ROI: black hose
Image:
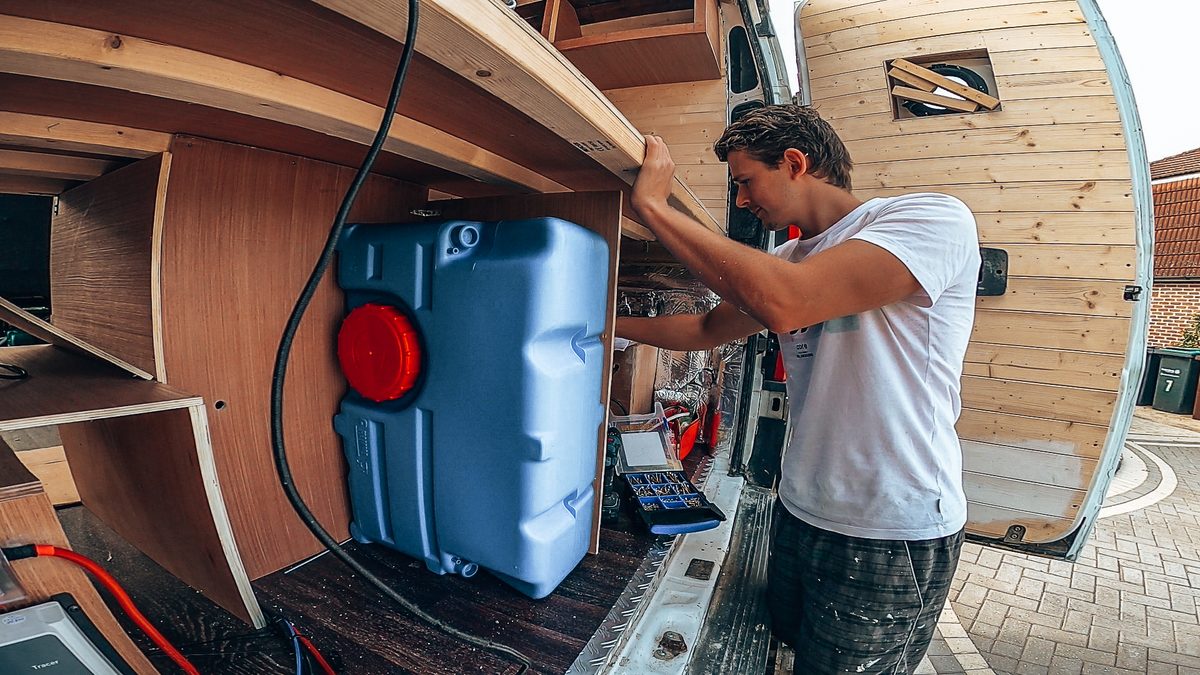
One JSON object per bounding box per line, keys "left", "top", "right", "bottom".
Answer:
{"left": 268, "top": 2, "right": 531, "bottom": 672}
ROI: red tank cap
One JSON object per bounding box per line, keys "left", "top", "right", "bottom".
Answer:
{"left": 337, "top": 303, "right": 422, "bottom": 402}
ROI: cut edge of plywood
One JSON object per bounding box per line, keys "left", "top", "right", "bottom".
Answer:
{"left": 0, "top": 397, "right": 203, "bottom": 434}
{"left": 150, "top": 152, "right": 172, "bottom": 382}
{"left": 188, "top": 404, "right": 266, "bottom": 628}
{"left": 0, "top": 297, "right": 154, "bottom": 380}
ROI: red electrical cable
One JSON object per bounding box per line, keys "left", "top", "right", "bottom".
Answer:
{"left": 295, "top": 632, "right": 336, "bottom": 674}
{"left": 32, "top": 545, "right": 200, "bottom": 675}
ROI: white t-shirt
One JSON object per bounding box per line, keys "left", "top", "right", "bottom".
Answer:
{"left": 773, "top": 193, "right": 980, "bottom": 540}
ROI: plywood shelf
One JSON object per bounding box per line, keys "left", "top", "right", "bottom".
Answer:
{"left": 0, "top": 345, "right": 200, "bottom": 432}
{"left": 551, "top": 0, "right": 721, "bottom": 90}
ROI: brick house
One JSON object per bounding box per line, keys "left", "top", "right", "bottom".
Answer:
{"left": 1147, "top": 147, "right": 1200, "bottom": 347}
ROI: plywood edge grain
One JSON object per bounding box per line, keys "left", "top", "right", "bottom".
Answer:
{"left": 187, "top": 404, "right": 266, "bottom": 628}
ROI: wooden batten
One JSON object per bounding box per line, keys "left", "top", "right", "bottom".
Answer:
{"left": 801, "top": 0, "right": 1137, "bottom": 545}
{"left": 0, "top": 111, "right": 170, "bottom": 158}
{"left": 0, "top": 14, "right": 566, "bottom": 196}
{"left": 15, "top": 445, "right": 80, "bottom": 506}
{"left": 0, "top": 174, "right": 72, "bottom": 196}
{"left": 0, "top": 148, "right": 120, "bottom": 181}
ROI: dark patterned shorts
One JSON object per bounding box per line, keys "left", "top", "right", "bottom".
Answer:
{"left": 768, "top": 503, "right": 964, "bottom": 674}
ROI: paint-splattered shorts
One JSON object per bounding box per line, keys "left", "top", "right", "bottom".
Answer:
{"left": 767, "top": 502, "right": 964, "bottom": 674}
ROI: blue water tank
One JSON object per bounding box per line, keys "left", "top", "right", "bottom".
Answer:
{"left": 333, "top": 217, "right": 609, "bottom": 599}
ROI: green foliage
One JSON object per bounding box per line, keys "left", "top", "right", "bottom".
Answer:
{"left": 1179, "top": 315, "right": 1200, "bottom": 348}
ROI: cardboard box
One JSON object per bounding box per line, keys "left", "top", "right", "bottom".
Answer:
{"left": 611, "top": 344, "right": 659, "bottom": 415}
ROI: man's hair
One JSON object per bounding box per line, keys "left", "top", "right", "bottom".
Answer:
{"left": 714, "top": 105, "right": 853, "bottom": 190}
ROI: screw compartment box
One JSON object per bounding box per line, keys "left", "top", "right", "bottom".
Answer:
{"left": 623, "top": 471, "right": 726, "bottom": 535}
{"left": 333, "top": 217, "right": 609, "bottom": 599}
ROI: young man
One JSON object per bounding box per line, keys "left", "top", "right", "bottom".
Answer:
{"left": 618, "top": 105, "right": 980, "bottom": 673}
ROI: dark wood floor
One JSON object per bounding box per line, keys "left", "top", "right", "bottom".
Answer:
{"left": 61, "top": 505, "right": 656, "bottom": 674}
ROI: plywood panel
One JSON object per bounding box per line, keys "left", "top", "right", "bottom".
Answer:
{"left": 0, "top": 440, "right": 156, "bottom": 674}
{"left": 59, "top": 406, "right": 260, "bottom": 624}
{"left": 0, "top": 345, "right": 199, "bottom": 432}
{"left": 435, "top": 192, "right": 623, "bottom": 554}
{"left": 0, "top": 298, "right": 153, "bottom": 380}
{"left": 51, "top": 153, "right": 168, "bottom": 378}
{"left": 157, "top": 137, "right": 425, "bottom": 579}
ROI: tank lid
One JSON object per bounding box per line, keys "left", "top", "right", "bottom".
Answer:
{"left": 337, "top": 303, "right": 422, "bottom": 402}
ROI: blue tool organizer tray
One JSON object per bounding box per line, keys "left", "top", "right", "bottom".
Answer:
{"left": 623, "top": 471, "right": 725, "bottom": 535}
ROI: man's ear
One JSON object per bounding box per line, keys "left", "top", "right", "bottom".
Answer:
{"left": 781, "top": 148, "right": 809, "bottom": 178}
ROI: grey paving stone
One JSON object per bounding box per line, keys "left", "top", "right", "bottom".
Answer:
{"left": 956, "top": 421, "right": 1200, "bottom": 675}
{"left": 1020, "top": 636, "right": 1055, "bottom": 667}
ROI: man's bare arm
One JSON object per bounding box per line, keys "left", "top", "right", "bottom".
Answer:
{"left": 617, "top": 301, "right": 764, "bottom": 352}
{"left": 632, "top": 136, "right": 920, "bottom": 333}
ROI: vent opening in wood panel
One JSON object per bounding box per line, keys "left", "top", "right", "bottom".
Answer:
{"left": 886, "top": 50, "right": 1001, "bottom": 120}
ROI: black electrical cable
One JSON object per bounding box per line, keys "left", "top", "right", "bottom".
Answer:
{"left": 0, "top": 363, "right": 29, "bottom": 380}
{"left": 268, "top": 2, "right": 531, "bottom": 673}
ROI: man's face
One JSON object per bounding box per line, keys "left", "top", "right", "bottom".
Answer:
{"left": 727, "top": 150, "right": 795, "bottom": 231}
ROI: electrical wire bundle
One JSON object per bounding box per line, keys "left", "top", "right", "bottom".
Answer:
{"left": 3, "top": 544, "right": 199, "bottom": 674}
{"left": 2, "top": 544, "right": 338, "bottom": 674}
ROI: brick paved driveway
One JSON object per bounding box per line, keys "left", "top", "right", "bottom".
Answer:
{"left": 948, "top": 410, "right": 1200, "bottom": 674}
